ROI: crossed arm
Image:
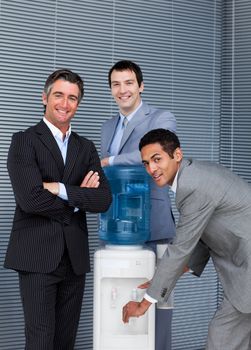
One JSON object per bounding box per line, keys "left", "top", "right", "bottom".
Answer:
{"left": 8, "top": 132, "right": 111, "bottom": 223}
{"left": 43, "top": 170, "right": 100, "bottom": 194}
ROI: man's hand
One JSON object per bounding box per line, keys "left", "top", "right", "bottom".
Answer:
{"left": 101, "top": 158, "right": 109, "bottom": 167}
{"left": 183, "top": 265, "right": 190, "bottom": 273}
{"left": 80, "top": 171, "right": 100, "bottom": 188}
{"left": 43, "top": 182, "right": 59, "bottom": 195}
{"left": 122, "top": 298, "right": 152, "bottom": 323}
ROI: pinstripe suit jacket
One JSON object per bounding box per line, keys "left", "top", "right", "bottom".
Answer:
{"left": 4, "top": 120, "right": 112, "bottom": 275}
{"left": 147, "top": 158, "right": 251, "bottom": 313}
{"left": 101, "top": 101, "right": 176, "bottom": 241}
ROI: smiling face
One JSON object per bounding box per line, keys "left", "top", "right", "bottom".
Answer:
{"left": 110, "top": 69, "right": 144, "bottom": 116}
{"left": 141, "top": 142, "right": 183, "bottom": 186}
{"left": 42, "top": 79, "right": 80, "bottom": 134}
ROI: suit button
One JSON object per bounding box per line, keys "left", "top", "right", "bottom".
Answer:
{"left": 161, "top": 288, "right": 167, "bottom": 297}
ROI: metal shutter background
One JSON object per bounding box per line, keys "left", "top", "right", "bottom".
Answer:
{"left": 1, "top": 1, "right": 249, "bottom": 349}
{"left": 221, "top": 0, "right": 251, "bottom": 182}
{"left": 149, "top": 1, "right": 221, "bottom": 349}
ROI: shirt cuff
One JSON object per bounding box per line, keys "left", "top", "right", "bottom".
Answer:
{"left": 144, "top": 293, "right": 157, "bottom": 304}
{"left": 58, "top": 183, "right": 68, "bottom": 200}
{"left": 109, "top": 156, "right": 115, "bottom": 165}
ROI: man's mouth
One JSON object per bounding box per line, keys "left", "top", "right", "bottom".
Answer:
{"left": 57, "top": 109, "right": 68, "bottom": 116}
{"left": 152, "top": 173, "right": 162, "bottom": 181}
{"left": 119, "top": 95, "right": 131, "bottom": 101}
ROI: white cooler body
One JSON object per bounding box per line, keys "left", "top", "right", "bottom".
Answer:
{"left": 93, "top": 245, "right": 155, "bottom": 350}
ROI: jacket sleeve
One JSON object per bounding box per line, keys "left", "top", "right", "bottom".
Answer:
{"left": 65, "top": 141, "right": 112, "bottom": 213}
{"left": 146, "top": 188, "right": 215, "bottom": 303}
{"left": 7, "top": 132, "right": 74, "bottom": 224}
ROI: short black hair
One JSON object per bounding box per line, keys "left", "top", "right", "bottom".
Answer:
{"left": 139, "top": 128, "right": 180, "bottom": 159}
{"left": 108, "top": 60, "right": 143, "bottom": 88}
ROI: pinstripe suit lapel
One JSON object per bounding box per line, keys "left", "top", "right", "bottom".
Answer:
{"left": 35, "top": 120, "right": 65, "bottom": 176}
{"left": 62, "top": 133, "right": 80, "bottom": 183}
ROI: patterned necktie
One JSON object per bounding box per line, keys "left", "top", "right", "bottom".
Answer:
{"left": 122, "top": 116, "right": 128, "bottom": 129}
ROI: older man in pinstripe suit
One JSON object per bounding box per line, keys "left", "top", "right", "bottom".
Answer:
{"left": 4, "top": 69, "right": 112, "bottom": 350}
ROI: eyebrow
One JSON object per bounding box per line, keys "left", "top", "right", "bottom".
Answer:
{"left": 111, "top": 79, "right": 135, "bottom": 84}
{"left": 151, "top": 153, "right": 161, "bottom": 158}
{"left": 142, "top": 153, "right": 160, "bottom": 164}
{"left": 52, "top": 91, "right": 78, "bottom": 99}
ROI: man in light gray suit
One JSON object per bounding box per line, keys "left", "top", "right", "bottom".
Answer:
{"left": 101, "top": 60, "right": 176, "bottom": 350}
{"left": 123, "top": 128, "right": 251, "bottom": 350}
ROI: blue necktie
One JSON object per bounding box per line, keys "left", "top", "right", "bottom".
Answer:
{"left": 109, "top": 117, "right": 128, "bottom": 155}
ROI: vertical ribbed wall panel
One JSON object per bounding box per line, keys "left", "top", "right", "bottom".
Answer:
{"left": 221, "top": 0, "right": 251, "bottom": 182}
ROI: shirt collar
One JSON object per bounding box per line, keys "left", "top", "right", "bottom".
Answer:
{"left": 119, "top": 100, "right": 143, "bottom": 122}
{"left": 43, "top": 117, "right": 71, "bottom": 141}
{"left": 170, "top": 169, "right": 179, "bottom": 194}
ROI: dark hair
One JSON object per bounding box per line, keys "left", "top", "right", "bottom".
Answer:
{"left": 139, "top": 128, "right": 180, "bottom": 159}
{"left": 44, "top": 68, "right": 84, "bottom": 104}
{"left": 108, "top": 60, "right": 143, "bottom": 88}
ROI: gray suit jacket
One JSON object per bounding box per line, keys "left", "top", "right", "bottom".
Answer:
{"left": 101, "top": 101, "right": 176, "bottom": 241}
{"left": 147, "top": 158, "right": 251, "bottom": 313}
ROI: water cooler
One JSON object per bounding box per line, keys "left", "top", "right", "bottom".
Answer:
{"left": 93, "top": 166, "right": 155, "bottom": 350}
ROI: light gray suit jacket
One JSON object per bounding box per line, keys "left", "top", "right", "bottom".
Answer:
{"left": 101, "top": 101, "right": 176, "bottom": 241}
{"left": 147, "top": 158, "right": 251, "bottom": 313}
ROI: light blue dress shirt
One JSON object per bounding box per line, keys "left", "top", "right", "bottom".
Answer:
{"left": 43, "top": 117, "right": 70, "bottom": 201}
{"left": 109, "top": 101, "right": 143, "bottom": 165}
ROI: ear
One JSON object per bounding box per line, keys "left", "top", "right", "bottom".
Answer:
{"left": 139, "top": 81, "right": 144, "bottom": 93}
{"left": 174, "top": 147, "right": 183, "bottom": 162}
{"left": 42, "top": 92, "right": 47, "bottom": 106}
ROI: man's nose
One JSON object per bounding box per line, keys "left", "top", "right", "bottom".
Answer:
{"left": 119, "top": 84, "right": 127, "bottom": 93}
{"left": 148, "top": 163, "right": 157, "bottom": 173}
{"left": 61, "top": 97, "right": 68, "bottom": 107}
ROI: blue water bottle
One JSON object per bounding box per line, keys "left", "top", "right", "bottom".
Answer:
{"left": 99, "top": 166, "right": 151, "bottom": 245}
